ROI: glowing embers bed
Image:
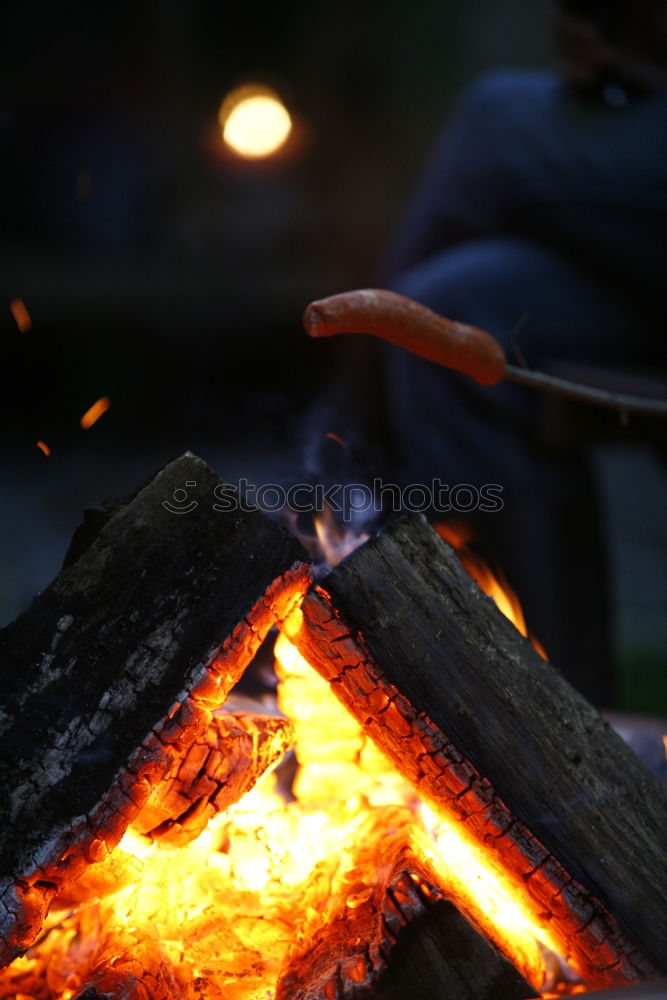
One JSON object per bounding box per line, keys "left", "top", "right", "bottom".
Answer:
{"left": 0, "top": 634, "right": 565, "bottom": 1000}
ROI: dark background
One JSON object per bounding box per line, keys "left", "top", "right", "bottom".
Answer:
{"left": 1, "top": 1, "right": 665, "bottom": 712}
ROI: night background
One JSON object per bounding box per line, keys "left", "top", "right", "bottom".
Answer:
{"left": 1, "top": 1, "right": 665, "bottom": 716}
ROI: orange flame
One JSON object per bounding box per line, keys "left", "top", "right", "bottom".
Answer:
{"left": 0, "top": 627, "right": 577, "bottom": 1000}
{"left": 35, "top": 440, "right": 51, "bottom": 456}
{"left": 435, "top": 521, "right": 547, "bottom": 658}
{"left": 80, "top": 397, "right": 110, "bottom": 430}
{"left": 274, "top": 634, "right": 567, "bottom": 985}
{"left": 10, "top": 298, "right": 31, "bottom": 333}
{"left": 0, "top": 526, "right": 574, "bottom": 1000}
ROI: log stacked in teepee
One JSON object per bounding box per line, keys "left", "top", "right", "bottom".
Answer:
{"left": 0, "top": 453, "right": 310, "bottom": 965}
{"left": 275, "top": 806, "right": 535, "bottom": 1000}
{"left": 284, "top": 513, "right": 667, "bottom": 988}
{"left": 1, "top": 458, "right": 666, "bottom": 1000}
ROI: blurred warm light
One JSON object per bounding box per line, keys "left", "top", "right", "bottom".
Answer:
{"left": 80, "top": 396, "right": 110, "bottom": 429}
{"left": 219, "top": 85, "right": 292, "bottom": 159}
{"left": 10, "top": 298, "right": 31, "bottom": 332}
{"left": 35, "top": 440, "right": 50, "bottom": 456}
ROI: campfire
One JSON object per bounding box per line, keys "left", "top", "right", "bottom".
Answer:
{"left": 0, "top": 454, "right": 665, "bottom": 1000}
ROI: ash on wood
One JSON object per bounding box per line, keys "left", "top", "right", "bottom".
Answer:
{"left": 0, "top": 452, "right": 310, "bottom": 965}
{"left": 286, "top": 514, "right": 667, "bottom": 988}
{"left": 276, "top": 806, "right": 534, "bottom": 1000}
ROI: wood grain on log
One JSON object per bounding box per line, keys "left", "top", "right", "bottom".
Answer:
{"left": 276, "top": 806, "right": 534, "bottom": 1000}
{"left": 0, "top": 453, "right": 310, "bottom": 966}
{"left": 284, "top": 514, "right": 667, "bottom": 988}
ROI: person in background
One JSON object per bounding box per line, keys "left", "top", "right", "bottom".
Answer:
{"left": 379, "top": 0, "right": 667, "bottom": 704}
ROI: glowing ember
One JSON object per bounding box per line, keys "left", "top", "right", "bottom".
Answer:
{"left": 9, "top": 299, "right": 31, "bottom": 333}
{"left": 79, "top": 397, "right": 110, "bottom": 430}
{"left": 275, "top": 634, "right": 566, "bottom": 989}
{"left": 219, "top": 85, "right": 292, "bottom": 159}
{"left": 35, "top": 440, "right": 50, "bottom": 456}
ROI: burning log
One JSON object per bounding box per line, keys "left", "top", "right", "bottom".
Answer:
{"left": 373, "top": 899, "right": 535, "bottom": 1000}
{"left": 0, "top": 901, "right": 177, "bottom": 1000}
{"left": 0, "top": 453, "right": 310, "bottom": 966}
{"left": 50, "top": 711, "right": 292, "bottom": 909}
{"left": 276, "top": 806, "right": 535, "bottom": 1000}
{"left": 132, "top": 712, "right": 293, "bottom": 848}
{"left": 50, "top": 848, "right": 145, "bottom": 912}
{"left": 68, "top": 917, "right": 178, "bottom": 1000}
{"left": 284, "top": 513, "right": 667, "bottom": 989}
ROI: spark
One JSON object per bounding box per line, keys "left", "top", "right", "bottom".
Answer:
{"left": 326, "top": 432, "right": 346, "bottom": 448}
{"left": 80, "top": 397, "right": 110, "bottom": 429}
{"left": 10, "top": 298, "right": 31, "bottom": 332}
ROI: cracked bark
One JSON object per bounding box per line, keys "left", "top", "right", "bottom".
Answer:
{"left": 132, "top": 711, "right": 293, "bottom": 848}
{"left": 0, "top": 452, "right": 310, "bottom": 965}
{"left": 284, "top": 513, "right": 667, "bottom": 988}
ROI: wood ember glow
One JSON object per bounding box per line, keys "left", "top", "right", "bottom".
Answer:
{"left": 1, "top": 464, "right": 665, "bottom": 1000}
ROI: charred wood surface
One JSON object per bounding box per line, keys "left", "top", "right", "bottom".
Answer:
{"left": 132, "top": 711, "right": 293, "bottom": 847}
{"left": 50, "top": 847, "right": 144, "bottom": 912}
{"left": 373, "top": 898, "right": 535, "bottom": 1000}
{"left": 287, "top": 514, "right": 667, "bottom": 986}
{"left": 276, "top": 807, "right": 534, "bottom": 1000}
{"left": 0, "top": 452, "right": 310, "bottom": 964}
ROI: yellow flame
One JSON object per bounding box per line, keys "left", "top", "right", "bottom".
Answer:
{"left": 80, "top": 397, "right": 110, "bottom": 430}
{"left": 219, "top": 85, "right": 292, "bottom": 159}
{"left": 275, "top": 634, "right": 563, "bottom": 982}
{"left": 0, "top": 635, "right": 575, "bottom": 1000}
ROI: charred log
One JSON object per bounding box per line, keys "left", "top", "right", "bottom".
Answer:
{"left": 285, "top": 513, "right": 667, "bottom": 988}
{"left": 0, "top": 452, "right": 310, "bottom": 965}
{"left": 50, "top": 848, "right": 144, "bottom": 912}
{"left": 373, "top": 898, "right": 536, "bottom": 1000}
{"left": 132, "top": 712, "right": 293, "bottom": 847}
{"left": 276, "top": 807, "right": 534, "bottom": 1000}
